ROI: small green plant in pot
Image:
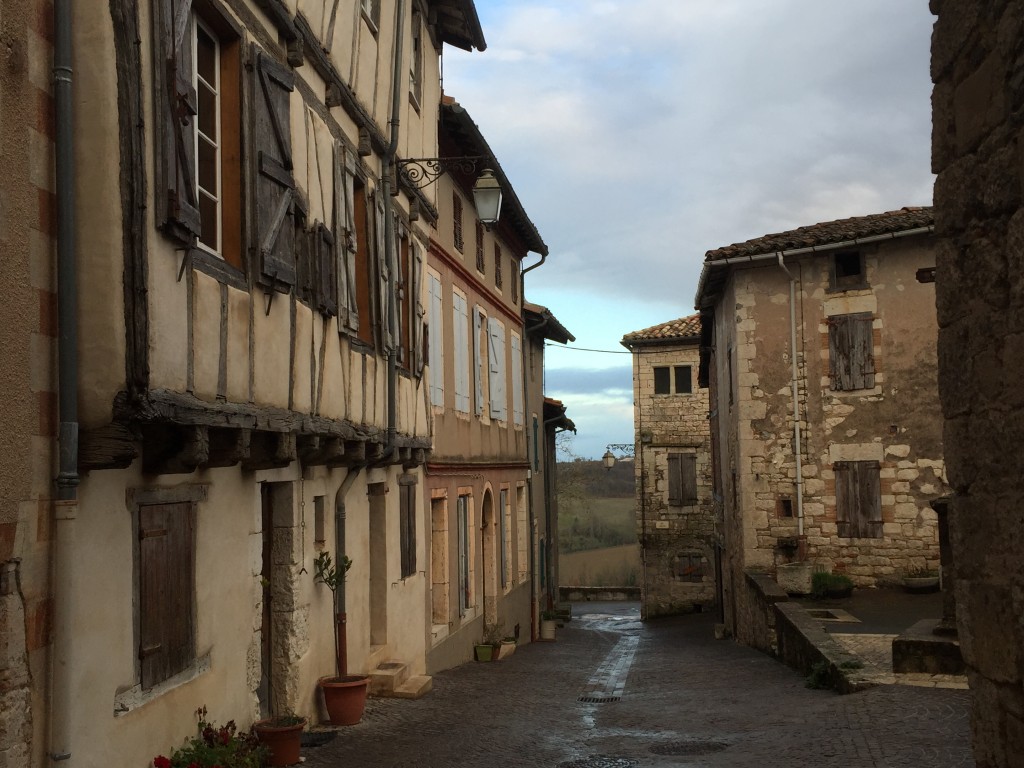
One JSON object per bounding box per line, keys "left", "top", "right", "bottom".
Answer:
{"left": 314, "top": 550, "right": 369, "bottom": 725}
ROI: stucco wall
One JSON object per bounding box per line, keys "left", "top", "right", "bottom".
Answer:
{"left": 932, "top": 2, "right": 1024, "bottom": 764}
{"left": 631, "top": 340, "right": 716, "bottom": 617}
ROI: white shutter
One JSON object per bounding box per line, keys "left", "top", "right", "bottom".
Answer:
{"left": 453, "top": 292, "right": 470, "bottom": 412}
{"left": 488, "top": 317, "right": 507, "bottom": 420}
{"left": 473, "top": 306, "right": 484, "bottom": 416}
{"left": 428, "top": 273, "right": 443, "bottom": 406}
{"left": 511, "top": 332, "right": 523, "bottom": 426}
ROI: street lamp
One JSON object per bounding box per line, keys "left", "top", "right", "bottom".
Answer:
{"left": 396, "top": 156, "right": 502, "bottom": 225}
{"left": 602, "top": 443, "right": 635, "bottom": 471}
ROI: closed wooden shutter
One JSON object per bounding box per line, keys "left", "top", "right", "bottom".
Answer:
{"left": 473, "top": 307, "right": 484, "bottom": 416}
{"left": 154, "top": 0, "right": 201, "bottom": 243}
{"left": 457, "top": 496, "right": 468, "bottom": 614}
{"left": 251, "top": 49, "right": 296, "bottom": 291}
{"left": 453, "top": 292, "right": 470, "bottom": 412}
{"left": 428, "top": 273, "right": 443, "bottom": 406}
{"left": 488, "top": 317, "right": 506, "bottom": 420}
{"left": 400, "top": 483, "right": 416, "bottom": 578}
{"left": 835, "top": 460, "right": 882, "bottom": 538}
{"left": 316, "top": 222, "right": 337, "bottom": 316}
{"left": 511, "top": 333, "right": 523, "bottom": 425}
{"left": 499, "top": 489, "right": 508, "bottom": 588}
{"left": 139, "top": 502, "right": 195, "bottom": 689}
{"left": 829, "top": 313, "right": 875, "bottom": 391}
{"left": 667, "top": 454, "right": 697, "bottom": 506}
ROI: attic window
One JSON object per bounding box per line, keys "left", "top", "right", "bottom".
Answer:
{"left": 830, "top": 251, "right": 867, "bottom": 291}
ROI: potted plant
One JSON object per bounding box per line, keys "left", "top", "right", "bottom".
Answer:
{"left": 811, "top": 571, "right": 854, "bottom": 599}
{"left": 902, "top": 566, "right": 940, "bottom": 593}
{"left": 152, "top": 707, "right": 266, "bottom": 768}
{"left": 252, "top": 713, "right": 306, "bottom": 767}
{"left": 314, "top": 550, "right": 369, "bottom": 726}
{"left": 540, "top": 610, "right": 557, "bottom": 641}
{"left": 474, "top": 641, "right": 495, "bottom": 662}
{"left": 495, "top": 636, "right": 517, "bottom": 660}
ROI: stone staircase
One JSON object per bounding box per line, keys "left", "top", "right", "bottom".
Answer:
{"left": 366, "top": 645, "right": 433, "bottom": 699}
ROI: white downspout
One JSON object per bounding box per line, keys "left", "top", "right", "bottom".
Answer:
{"left": 776, "top": 253, "right": 805, "bottom": 544}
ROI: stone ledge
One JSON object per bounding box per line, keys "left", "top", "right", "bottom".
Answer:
{"left": 892, "top": 618, "right": 965, "bottom": 675}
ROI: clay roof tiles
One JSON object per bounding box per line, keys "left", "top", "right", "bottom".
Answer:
{"left": 621, "top": 314, "right": 701, "bottom": 347}
{"left": 704, "top": 206, "right": 934, "bottom": 262}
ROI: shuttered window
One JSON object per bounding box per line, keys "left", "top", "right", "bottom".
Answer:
{"left": 409, "top": 12, "right": 423, "bottom": 108}
{"left": 499, "top": 488, "right": 509, "bottom": 589}
{"left": 487, "top": 317, "right": 507, "bottom": 420}
{"left": 373, "top": 194, "right": 392, "bottom": 352}
{"left": 352, "top": 177, "right": 374, "bottom": 345}
{"left": 360, "top": 0, "right": 381, "bottom": 32}
{"left": 510, "top": 258, "right": 519, "bottom": 304}
{"left": 829, "top": 313, "right": 875, "bottom": 391}
{"left": 835, "top": 460, "right": 883, "bottom": 538}
{"left": 667, "top": 453, "right": 698, "bottom": 507}
{"left": 473, "top": 306, "right": 485, "bottom": 416}
{"left": 398, "top": 231, "right": 411, "bottom": 367}
{"left": 453, "top": 290, "right": 470, "bottom": 412}
{"left": 494, "top": 243, "right": 503, "bottom": 289}
{"left": 154, "top": 1, "right": 241, "bottom": 268}
{"left": 510, "top": 332, "right": 523, "bottom": 426}
{"left": 251, "top": 49, "right": 296, "bottom": 292}
{"left": 428, "top": 271, "right": 443, "bottom": 406}
{"left": 337, "top": 147, "right": 365, "bottom": 337}
{"left": 138, "top": 502, "right": 196, "bottom": 690}
{"left": 399, "top": 481, "right": 416, "bottom": 579}
{"left": 453, "top": 193, "right": 464, "bottom": 252}
{"left": 411, "top": 242, "right": 425, "bottom": 377}
{"left": 475, "top": 221, "right": 485, "bottom": 273}
{"left": 457, "top": 495, "right": 471, "bottom": 615}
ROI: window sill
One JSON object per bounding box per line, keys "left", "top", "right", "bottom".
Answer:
{"left": 191, "top": 248, "right": 247, "bottom": 291}
{"left": 113, "top": 653, "right": 212, "bottom": 717}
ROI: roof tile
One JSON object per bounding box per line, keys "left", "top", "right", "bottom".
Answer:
{"left": 622, "top": 314, "right": 701, "bottom": 345}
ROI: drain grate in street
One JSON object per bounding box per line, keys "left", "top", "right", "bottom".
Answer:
{"left": 650, "top": 740, "right": 729, "bottom": 756}
{"left": 558, "top": 757, "right": 638, "bottom": 768}
{"left": 577, "top": 695, "right": 620, "bottom": 703}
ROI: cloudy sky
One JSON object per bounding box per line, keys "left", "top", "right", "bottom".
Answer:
{"left": 443, "top": 1, "right": 936, "bottom": 459}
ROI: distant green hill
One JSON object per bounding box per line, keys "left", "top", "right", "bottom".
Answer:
{"left": 556, "top": 459, "right": 637, "bottom": 553}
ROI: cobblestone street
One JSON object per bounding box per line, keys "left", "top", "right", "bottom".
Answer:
{"left": 302, "top": 603, "right": 973, "bottom": 768}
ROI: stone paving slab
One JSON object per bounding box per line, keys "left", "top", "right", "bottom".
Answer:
{"left": 831, "top": 632, "right": 970, "bottom": 689}
{"left": 301, "top": 606, "right": 973, "bottom": 768}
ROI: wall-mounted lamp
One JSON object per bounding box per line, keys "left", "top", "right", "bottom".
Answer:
{"left": 602, "top": 443, "right": 635, "bottom": 471}
{"left": 397, "top": 156, "right": 503, "bottom": 225}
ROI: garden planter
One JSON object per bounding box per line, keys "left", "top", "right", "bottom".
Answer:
{"left": 253, "top": 718, "right": 306, "bottom": 767}
{"left": 319, "top": 675, "right": 369, "bottom": 726}
{"left": 776, "top": 562, "right": 813, "bottom": 595}
{"left": 494, "top": 640, "right": 516, "bottom": 660}
{"left": 903, "top": 576, "right": 939, "bottom": 593}
{"left": 474, "top": 643, "right": 494, "bottom": 662}
{"left": 540, "top": 619, "right": 556, "bottom": 641}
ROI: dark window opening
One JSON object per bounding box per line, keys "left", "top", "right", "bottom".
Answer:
{"left": 778, "top": 497, "right": 794, "bottom": 518}
{"left": 653, "top": 366, "right": 670, "bottom": 394}
{"left": 673, "top": 554, "right": 703, "bottom": 582}
{"left": 400, "top": 481, "right": 417, "bottom": 578}
{"left": 674, "top": 365, "right": 692, "bottom": 394}
{"left": 831, "top": 251, "right": 867, "bottom": 291}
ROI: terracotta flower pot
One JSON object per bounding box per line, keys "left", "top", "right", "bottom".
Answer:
{"left": 320, "top": 675, "right": 369, "bottom": 726}
{"left": 253, "top": 717, "right": 305, "bottom": 767}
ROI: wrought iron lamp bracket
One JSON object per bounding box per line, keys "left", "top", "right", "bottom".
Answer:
{"left": 396, "top": 155, "right": 488, "bottom": 189}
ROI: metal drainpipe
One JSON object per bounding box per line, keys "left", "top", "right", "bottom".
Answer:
{"left": 332, "top": 467, "right": 363, "bottom": 678}
{"left": 376, "top": 0, "right": 406, "bottom": 467}
{"left": 776, "top": 253, "right": 805, "bottom": 545}
{"left": 51, "top": 0, "right": 77, "bottom": 762}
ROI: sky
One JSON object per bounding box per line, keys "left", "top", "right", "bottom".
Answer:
{"left": 443, "top": 1, "right": 936, "bottom": 459}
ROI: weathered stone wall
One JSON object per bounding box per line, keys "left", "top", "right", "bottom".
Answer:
{"left": 0, "top": 0, "right": 55, "bottom": 763}
{"left": 632, "top": 340, "right": 716, "bottom": 618}
{"left": 932, "top": 1, "right": 1024, "bottom": 764}
{"left": 727, "top": 240, "right": 946, "bottom": 588}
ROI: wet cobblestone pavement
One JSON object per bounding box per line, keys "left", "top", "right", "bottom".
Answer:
{"left": 302, "top": 603, "right": 974, "bottom": 767}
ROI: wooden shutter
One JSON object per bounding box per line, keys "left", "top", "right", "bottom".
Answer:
{"left": 499, "top": 489, "right": 507, "bottom": 589}
{"left": 154, "top": 0, "right": 201, "bottom": 243}
{"left": 373, "top": 193, "right": 392, "bottom": 350}
{"left": 511, "top": 333, "right": 523, "bottom": 425}
{"left": 316, "top": 222, "right": 337, "bottom": 316}
{"left": 829, "top": 313, "right": 875, "bottom": 391}
{"left": 680, "top": 454, "right": 698, "bottom": 504}
{"left": 488, "top": 317, "right": 506, "bottom": 419}
{"left": 338, "top": 149, "right": 360, "bottom": 332}
{"left": 428, "top": 273, "right": 443, "bottom": 406}
{"left": 411, "top": 242, "right": 425, "bottom": 376}
{"left": 835, "top": 460, "right": 882, "bottom": 538}
{"left": 473, "top": 306, "right": 484, "bottom": 415}
{"left": 295, "top": 207, "right": 315, "bottom": 305}
{"left": 400, "top": 483, "right": 416, "bottom": 578}
{"left": 139, "top": 502, "right": 195, "bottom": 689}
{"left": 457, "top": 496, "right": 468, "bottom": 614}
{"left": 252, "top": 49, "right": 296, "bottom": 291}
{"left": 667, "top": 455, "right": 682, "bottom": 506}
{"left": 453, "top": 292, "right": 470, "bottom": 412}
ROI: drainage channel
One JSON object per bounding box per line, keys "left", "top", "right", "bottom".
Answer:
{"left": 577, "top": 635, "right": 639, "bottom": 703}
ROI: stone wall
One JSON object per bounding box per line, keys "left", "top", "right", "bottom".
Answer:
{"left": 631, "top": 340, "right": 716, "bottom": 618}
{"left": 932, "top": 1, "right": 1024, "bottom": 764}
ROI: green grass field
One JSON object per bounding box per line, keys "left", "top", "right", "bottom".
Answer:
{"left": 558, "top": 496, "right": 637, "bottom": 553}
{"left": 560, "top": 543, "right": 641, "bottom": 587}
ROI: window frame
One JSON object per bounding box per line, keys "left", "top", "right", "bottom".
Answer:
{"left": 457, "top": 494, "right": 472, "bottom": 615}
{"left": 399, "top": 478, "right": 417, "bottom": 579}
{"left": 829, "top": 250, "right": 868, "bottom": 292}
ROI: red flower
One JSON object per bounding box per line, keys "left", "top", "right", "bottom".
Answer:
{"left": 153, "top": 757, "right": 171, "bottom": 768}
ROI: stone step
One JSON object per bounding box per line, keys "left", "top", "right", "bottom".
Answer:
{"left": 391, "top": 674, "right": 432, "bottom": 700}
{"left": 368, "top": 660, "right": 411, "bottom": 695}
{"left": 366, "top": 644, "right": 389, "bottom": 674}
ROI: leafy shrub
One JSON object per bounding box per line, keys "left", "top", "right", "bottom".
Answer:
{"left": 805, "top": 661, "right": 832, "bottom": 690}
{"left": 153, "top": 707, "right": 266, "bottom": 768}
